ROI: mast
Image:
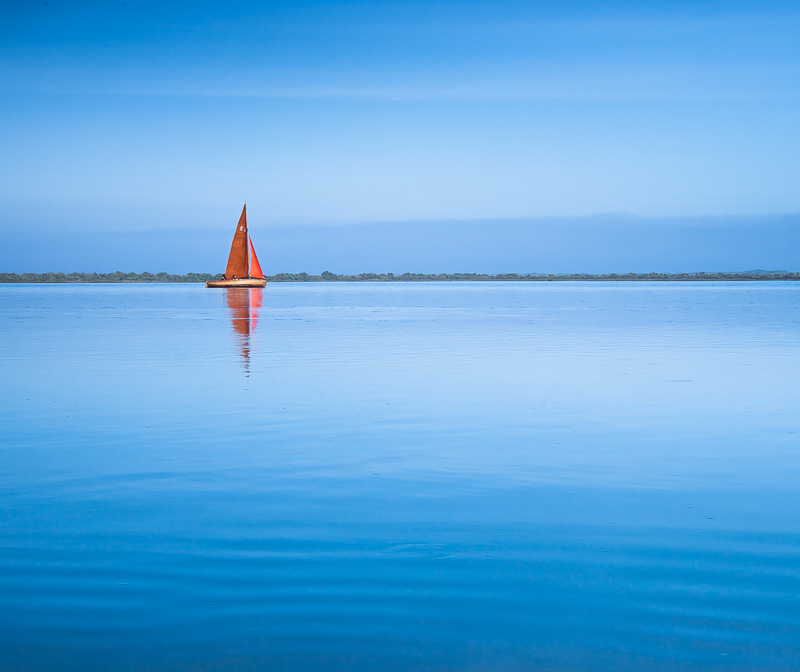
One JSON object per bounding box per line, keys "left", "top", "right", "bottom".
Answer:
{"left": 244, "top": 199, "right": 249, "bottom": 278}
{"left": 245, "top": 203, "right": 250, "bottom": 278}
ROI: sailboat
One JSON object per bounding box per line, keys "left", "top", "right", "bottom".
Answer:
{"left": 206, "top": 204, "right": 267, "bottom": 288}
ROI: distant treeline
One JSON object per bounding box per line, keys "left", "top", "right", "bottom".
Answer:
{"left": 0, "top": 271, "right": 218, "bottom": 283}
{"left": 2, "top": 271, "right": 799, "bottom": 283}
{"left": 275, "top": 271, "right": 800, "bottom": 282}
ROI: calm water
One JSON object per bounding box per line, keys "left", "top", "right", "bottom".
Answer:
{"left": 1, "top": 282, "right": 799, "bottom": 671}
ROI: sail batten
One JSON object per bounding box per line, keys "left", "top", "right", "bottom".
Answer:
{"left": 223, "top": 205, "right": 249, "bottom": 280}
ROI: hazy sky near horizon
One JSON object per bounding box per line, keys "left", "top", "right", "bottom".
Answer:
{"left": 2, "top": 0, "right": 800, "bottom": 271}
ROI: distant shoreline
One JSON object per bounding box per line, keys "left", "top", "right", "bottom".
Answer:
{"left": 2, "top": 272, "right": 799, "bottom": 283}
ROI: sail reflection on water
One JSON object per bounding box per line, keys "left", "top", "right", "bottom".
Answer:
{"left": 225, "top": 288, "right": 262, "bottom": 374}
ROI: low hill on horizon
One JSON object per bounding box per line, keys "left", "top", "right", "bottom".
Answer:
{"left": 2, "top": 270, "right": 799, "bottom": 283}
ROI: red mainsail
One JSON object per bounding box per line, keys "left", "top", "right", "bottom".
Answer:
{"left": 224, "top": 205, "right": 249, "bottom": 279}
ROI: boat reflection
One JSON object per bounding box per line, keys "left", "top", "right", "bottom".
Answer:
{"left": 225, "top": 288, "right": 262, "bottom": 375}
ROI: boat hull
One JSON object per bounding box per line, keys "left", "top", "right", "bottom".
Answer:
{"left": 206, "top": 278, "right": 267, "bottom": 288}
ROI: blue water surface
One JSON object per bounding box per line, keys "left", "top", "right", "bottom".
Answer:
{"left": 1, "top": 282, "right": 799, "bottom": 671}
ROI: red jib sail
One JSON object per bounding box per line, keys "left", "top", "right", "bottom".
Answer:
{"left": 224, "top": 205, "right": 249, "bottom": 279}
{"left": 249, "top": 237, "right": 264, "bottom": 279}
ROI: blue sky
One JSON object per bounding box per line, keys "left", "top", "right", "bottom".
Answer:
{"left": 2, "top": 0, "right": 800, "bottom": 272}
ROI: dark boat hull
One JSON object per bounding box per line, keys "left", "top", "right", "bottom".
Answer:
{"left": 206, "top": 278, "right": 267, "bottom": 288}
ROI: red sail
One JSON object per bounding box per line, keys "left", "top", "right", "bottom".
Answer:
{"left": 249, "top": 237, "right": 264, "bottom": 279}
{"left": 224, "top": 205, "right": 249, "bottom": 279}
